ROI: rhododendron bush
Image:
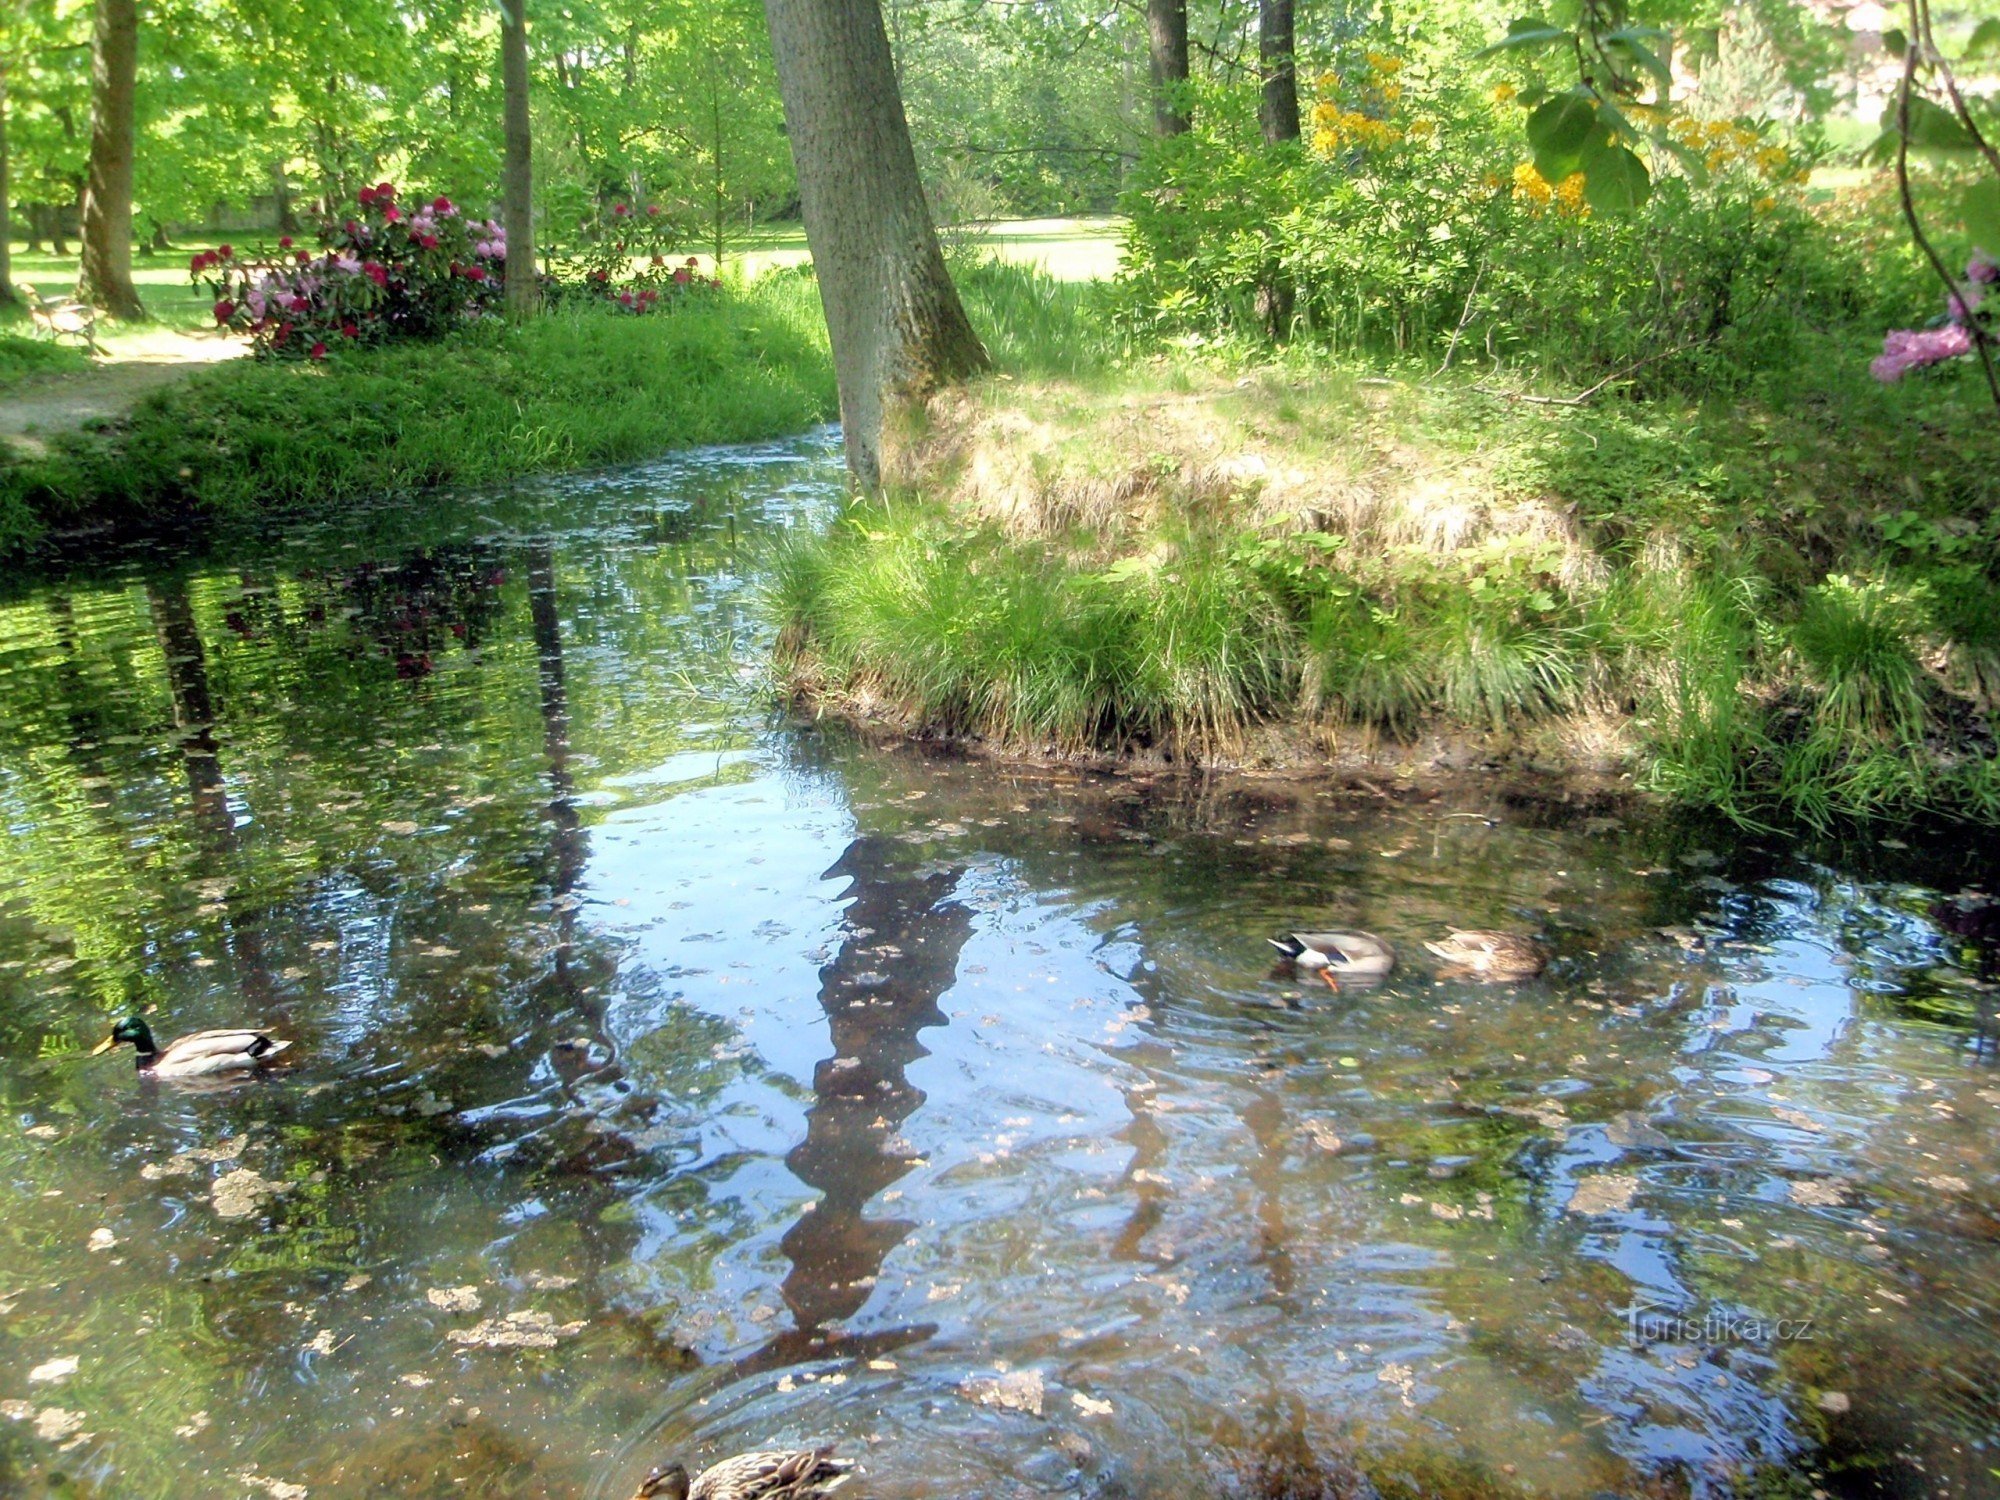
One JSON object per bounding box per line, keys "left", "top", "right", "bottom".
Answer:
{"left": 548, "top": 199, "right": 724, "bottom": 313}
{"left": 194, "top": 184, "right": 507, "bottom": 359}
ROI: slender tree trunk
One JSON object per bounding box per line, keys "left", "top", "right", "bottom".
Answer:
{"left": 1146, "top": 0, "right": 1190, "bottom": 137}
{"left": 0, "top": 64, "right": 14, "bottom": 308}
{"left": 710, "top": 61, "right": 724, "bottom": 271}
{"left": 271, "top": 158, "right": 297, "bottom": 235}
{"left": 77, "top": 0, "right": 143, "bottom": 317}
{"left": 761, "top": 0, "right": 989, "bottom": 492}
{"left": 500, "top": 0, "right": 538, "bottom": 317}
{"left": 1259, "top": 0, "right": 1299, "bottom": 144}
{"left": 1257, "top": 0, "right": 1298, "bottom": 336}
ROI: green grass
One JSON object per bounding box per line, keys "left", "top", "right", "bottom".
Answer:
{"left": 771, "top": 298, "right": 2000, "bottom": 827}
{"left": 0, "top": 275, "right": 834, "bottom": 552}
{"left": 0, "top": 330, "right": 90, "bottom": 393}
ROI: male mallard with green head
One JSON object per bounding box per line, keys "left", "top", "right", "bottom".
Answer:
{"left": 1423, "top": 930, "right": 1547, "bottom": 980}
{"left": 1267, "top": 930, "right": 1396, "bottom": 991}
{"left": 632, "top": 1447, "right": 852, "bottom": 1500}
{"left": 90, "top": 1016, "right": 292, "bottom": 1080}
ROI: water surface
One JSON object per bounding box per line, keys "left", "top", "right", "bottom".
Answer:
{"left": 1, "top": 434, "right": 1997, "bottom": 1500}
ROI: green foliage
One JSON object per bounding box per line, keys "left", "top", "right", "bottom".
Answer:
{"left": 0, "top": 280, "right": 833, "bottom": 550}
{"left": 1114, "top": 50, "right": 1849, "bottom": 393}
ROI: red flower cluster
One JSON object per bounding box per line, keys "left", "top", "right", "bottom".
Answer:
{"left": 192, "top": 181, "right": 506, "bottom": 361}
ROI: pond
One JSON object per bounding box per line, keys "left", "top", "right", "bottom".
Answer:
{"left": 0, "top": 432, "right": 1996, "bottom": 1500}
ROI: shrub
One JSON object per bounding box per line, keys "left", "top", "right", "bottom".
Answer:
{"left": 195, "top": 183, "right": 508, "bottom": 358}
{"left": 1115, "top": 42, "right": 1857, "bottom": 392}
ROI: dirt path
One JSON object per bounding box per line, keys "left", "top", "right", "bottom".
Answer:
{"left": 1, "top": 329, "right": 245, "bottom": 455}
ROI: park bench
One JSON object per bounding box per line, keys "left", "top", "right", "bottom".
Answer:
{"left": 15, "top": 284, "right": 101, "bottom": 356}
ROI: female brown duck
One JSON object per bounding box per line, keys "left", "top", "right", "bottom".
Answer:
{"left": 632, "top": 1447, "right": 852, "bottom": 1500}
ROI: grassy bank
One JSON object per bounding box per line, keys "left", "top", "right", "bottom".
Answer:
{"left": 0, "top": 273, "right": 838, "bottom": 554}
{"left": 771, "top": 268, "right": 2000, "bottom": 827}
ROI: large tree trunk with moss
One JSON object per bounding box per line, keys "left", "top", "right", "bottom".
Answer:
{"left": 1258, "top": 0, "right": 1299, "bottom": 145}
{"left": 76, "top": 0, "right": 144, "bottom": 319}
{"left": 1147, "top": 0, "right": 1190, "bottom": 137}
{"left": 762, "top": 0, "right": 989, "bottom": 492}
{"left": 0, "top": 64, "right": 14, "bottom": 309}
{"left": 500, "top": 0, "right": 538, "bottom": 317}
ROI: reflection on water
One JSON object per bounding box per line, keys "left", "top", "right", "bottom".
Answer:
{"left": 0, "top": 432, "right": 1997, "bottom": 1500}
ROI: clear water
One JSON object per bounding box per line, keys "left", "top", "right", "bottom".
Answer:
{"left": 0, "top": 432, "right": 1996, "bottom": 1500}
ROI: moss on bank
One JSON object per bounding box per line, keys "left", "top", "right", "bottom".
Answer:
{"left": 770, "top": 339, "right": 2000, "bottom": 827}
{"left": 0, "top": 276, "right": 837, "bottom": 555}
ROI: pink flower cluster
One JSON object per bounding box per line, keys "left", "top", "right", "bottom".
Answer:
{"left": 1871, "top": 250, "right": 1994, "bottom": 383}
{"left": 192, "top": 181, "right": 508, "bottom": 360}
{"left": 1871, "top": 323, "right": 1973, "bottom": 382}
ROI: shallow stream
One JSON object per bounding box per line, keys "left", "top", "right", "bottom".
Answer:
{"left": 1, "top": 433, "right": 1996, "bottom": 1499}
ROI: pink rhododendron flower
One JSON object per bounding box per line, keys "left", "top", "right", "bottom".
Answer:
{"left": 1871, "top": 324, "right": 1973, "bottom": 381}
{"left": 341, "top": 322, "right": 360, "bottom": 338}
{"left": 432, "top": 195, "right": 452, "bottom": 212}
{"left": 672, "top": 268, "right": 691, "bottom": 283}
{"left": 213, "top": 299, "right": 235, "bottom": 323}
{"left": 279, "top": 235, "right": 293, "bottom": 249}
{"left": 217, "top": 244, "right": 234, "bottom": 259}
{"left": 1970, "top": 250, "right": 1999, "bottom": 286}
{"left": 309, "top": 341, "right": 327, "bottom": 360}
{"left": 647, "top": 204, "right": 661, "bottom": 216}
{"left": 364, "top": 262, "right": 389, "bottom": 287}
{"left": 384, "top": 205, "right": 401, "bottom": 223}
{"left": 335, "top": 254, "right": 362, "bottom": 275}
{"left": 613, "top": 202, "right": 631, "bottom": 217}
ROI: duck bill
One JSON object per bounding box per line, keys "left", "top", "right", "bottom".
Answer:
{"left": 90, "top": 1035, "right": 117, "bottom": 1055}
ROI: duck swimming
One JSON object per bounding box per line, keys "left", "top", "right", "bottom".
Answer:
{"left": 1423, "top": 930, "right": 1548, "bottom": 980}
{"left": 1267, "top": 930, "right": 1396, "bottom": 991}
{"left": 632, "top": 1447, "right": 853, "bottom": 1500}
{"left": 90, "top": 1016, "right": 293, "bottom": 1080}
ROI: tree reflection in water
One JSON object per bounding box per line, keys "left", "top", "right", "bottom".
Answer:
{"left": 736, "top": 834, "right": 970, "bottom": 1374}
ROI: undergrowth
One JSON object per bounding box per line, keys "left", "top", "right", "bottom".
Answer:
{"left": 772, "top": 280, "right": 2000, "bottom": 828}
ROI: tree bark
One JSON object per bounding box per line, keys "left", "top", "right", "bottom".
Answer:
{"left": 77, "top": 0, "right": 144, "bottom": 318}
{"left": 1257, "top": 0, "right": 1298, "bottom": 336}
{"left": 1147, "top": 0, "right": 1190, "bottom": 137}
{"left": 761, "top": 0, "right": 989, "bottom": 492}
{"left": 1258, "top": 0, "right": 1299, "bottom": 145}
{"left": 500, "top": 0, "right": 538, "bottom": 317}
{"left": 271, "top": 158, "right": 298, "bottom": 235}
{"left": 0, "top": 63, "right": 14, "bottom": 308}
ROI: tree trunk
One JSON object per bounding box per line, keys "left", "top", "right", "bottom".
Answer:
{"left": 76, "top": 0, "right": 144, "bottom": 318}
{"left": 271, "top": 158, "right": 298, "bottom": 235}
{"left": 0, "top": 64, "right": 14, "bottom": 308}
{"left": 761, "top": 0, "right": 990, "bottom": 492}
{"left": 500, "top": 0, "right": 538, "bottom": 317}
{"left": 1257, "top": 0, "right": 1298, "bottom": 337}
{"left": 1258, "top": 0, "right": 1299, "bottom": 145}
{"left": 1146, "top": 0, "right": 1190, "bottom": 137}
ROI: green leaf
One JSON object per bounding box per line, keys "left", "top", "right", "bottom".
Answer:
{"left": 1882, "top": 27, "right": 1907, "bottom": 57}
{"left": 1964, "top": 16, "right": 2000, "bottom": 60}
{"left": 1579, "top": 136, "right": 1651, "bottom": 212}
{"left": 1527, "top": 92, "right": 1601, "bottom": 158}
{"left": 1657, "top": 134, "right": 1711, "bottom": 186}
{"left": 1475, "top": 17, "right": 1572, "bottom": 56}
{"left": 1905, "top": 95, "right": 1977, "bottom": 152}
{"left": 1965, "top": 180, "right": 2000, "bottom": 254}
{"left": 1604, "top": 33, "right": 1673, "bottom": 97}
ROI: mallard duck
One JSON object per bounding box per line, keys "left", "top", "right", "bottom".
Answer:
{"left": 90, "top": 1016, "right": 292, "bottom": 1079}
{"left": 632, "top": 1447, "right": 852, "bottom": 1500}
{"left": 1268, "top": 930, "right": 1396, "bottom": 991}
{"left": 1423, "top": 930, "right": 1547, "bottom": 980}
